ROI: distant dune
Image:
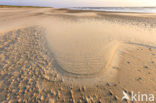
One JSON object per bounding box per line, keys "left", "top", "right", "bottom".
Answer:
{"left": 0, "top": 5, "right": 50, "bottom": 8}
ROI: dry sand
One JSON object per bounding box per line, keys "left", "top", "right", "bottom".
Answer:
{"left": 0, "top": 7, "right": 156, "bottom": 103}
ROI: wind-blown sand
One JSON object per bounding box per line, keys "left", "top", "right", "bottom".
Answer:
{"left": 0, "top": 7, "right": 156, "bottom": 103}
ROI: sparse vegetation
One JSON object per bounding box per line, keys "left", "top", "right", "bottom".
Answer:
{"left": 0, "top": 5, "right": 50, "bottom": 8}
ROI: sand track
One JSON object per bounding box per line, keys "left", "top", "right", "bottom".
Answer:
{"left": 0, "top": 26, "right": 58, "bottom": 102}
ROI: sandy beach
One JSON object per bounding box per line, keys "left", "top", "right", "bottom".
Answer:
{"left": 0, "top": 6, "right": 156, "bottom": 103}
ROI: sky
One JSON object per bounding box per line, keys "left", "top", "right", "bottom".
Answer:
{"left": 0, "top": 0, "right": 156, "bottom": 8}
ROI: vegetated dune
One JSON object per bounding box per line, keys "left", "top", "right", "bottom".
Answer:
{"left": 0, "top": 7, "right": 156, "bottom": 103}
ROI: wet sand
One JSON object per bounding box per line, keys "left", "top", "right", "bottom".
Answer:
{"left": 0, "top": 7, "right": 156, "bottom": 103}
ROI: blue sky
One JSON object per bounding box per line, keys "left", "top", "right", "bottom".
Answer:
{"left": 0, "top": 0, "right": 156, "bottom": 8}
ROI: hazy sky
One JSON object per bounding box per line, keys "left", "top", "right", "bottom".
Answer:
{"left": 0, "top": 0, "right": 156, "bottom": 8}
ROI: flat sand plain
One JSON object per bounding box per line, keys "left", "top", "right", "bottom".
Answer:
{"left": 0, "top": 7, "right": 156, "bottom": 103}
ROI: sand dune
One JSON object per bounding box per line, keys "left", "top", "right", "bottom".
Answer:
{"left": 0, "top": 7, "right": 156, "bottom": 103}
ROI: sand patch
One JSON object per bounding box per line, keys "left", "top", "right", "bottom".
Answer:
{"left": 47, "top": 36, "right": 120, "bottom": 77}
{"left": 1, "top": 7, "right": 156, "bottom": 103}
